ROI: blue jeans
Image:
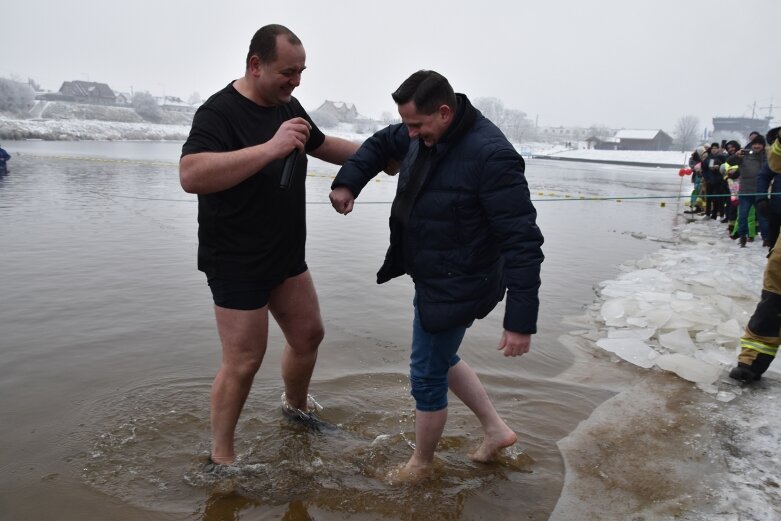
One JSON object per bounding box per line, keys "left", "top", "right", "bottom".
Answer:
{"left": 409, "top": 297, "right": 468, "bottom": 412}
{"left": 737, "top": 195, "right": 769, "bottom": 238}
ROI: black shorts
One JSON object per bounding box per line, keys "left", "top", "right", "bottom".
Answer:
{"left": 207, "top": 261, "right": 308, "bottom": 310}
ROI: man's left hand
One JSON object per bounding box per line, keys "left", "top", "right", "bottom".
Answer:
{"left": 329, "top": 186, "right": 355, "bottom": 215}
{"left": 383, "top": 159, "right": 401, "bottom": 176}
{"left": 497, "top": 330, "right": 531, "bottom": 357}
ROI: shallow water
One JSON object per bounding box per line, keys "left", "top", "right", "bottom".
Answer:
{"left": 0, "top": 142, "right": 683, "bottom": 520}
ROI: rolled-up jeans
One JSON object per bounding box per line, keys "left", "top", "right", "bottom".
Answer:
{"left": 409, "top": 296, "right": 469, "bottom": 412}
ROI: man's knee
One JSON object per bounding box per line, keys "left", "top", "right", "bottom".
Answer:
{"left": 290, "top": 320, "right": 325, "bottom": 351}
{"left": 410, "top": 374, "right": 448, "bottom": 412}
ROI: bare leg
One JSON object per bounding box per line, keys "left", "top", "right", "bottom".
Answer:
{"left": 448, "top": 360, "right": 516, "bottom": 462}
{"left": 391, "top": 408, "right": 448, "bottom": 484}
{"left": 210, "top": 306, "right": 269, "bottom": 464}
{"left": 269, "top": 270, "right": 324, "bottom": 411}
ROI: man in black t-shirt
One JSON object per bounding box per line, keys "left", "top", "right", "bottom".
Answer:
{"left": 180, "top": 24, "right": 361, "bottom": 467}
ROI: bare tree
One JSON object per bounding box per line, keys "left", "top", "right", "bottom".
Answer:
{"left": 674, "top": 115, "right": 700, "bottom": 152}
{"left": 132, "top": 91, "right": 162, "bottom": 122}
{"left": 0, "top": 78, "right": 35, "bottom": 115}
{"left": 473, "top": 97, "right": 505, "bottom": 124}
{"left": 473, "top": 97, "right": 533, "bottom": 142}
{"left": 587, "top": 124, "right": 612, "bottom": 138}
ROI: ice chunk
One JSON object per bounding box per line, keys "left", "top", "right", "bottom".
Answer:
{"left": 694, "top": 331, "right": 716, "bottom": 344}
{"left": 596, "top": 338, "right": 659, "bottom": 369}
{"left": 607, "top": 328, "right": 655, "bottom": 340}
{"left": 643, "top": 308, "right": 673, "bottom": 329}
{"left": 716, "top": 391, "right": 736, "bottom": 403}
{"left": 600, "top": 299, "right": 627, "bottom": 326}
{"left": 626, "top": 317, "right": 649, "bottom": 328}
{"left": 662, "top": 315, "right": 695, "bottom": 330}
{"left": 716, "top": 319, "right": 742, "bottom": 339}
{"left": 659, "top": 329, "right": 697, "bottom": 354}
{"left": 654, "top": 354, "right": 722, "bottom": 384}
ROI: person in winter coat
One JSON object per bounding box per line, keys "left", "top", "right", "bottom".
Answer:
{"left": 0, "top": 144, "right": 10, "bottom": 174}
{"left": 702, "top": 143, "right": 726, "bottom": 219}
{"left": 686, "top": 145, "right": 708, "bottom": 213}
{"left": 726, "top": 135, "right": 768, "bottom": 247}
{"left": 756, "top": 127, "right": 781, "bottom": 249}
{"left": 721, "top": 140, "right": 742, "bottom": 228}
{"left": 329, "top": 70, "right": 544, "bottom": 483}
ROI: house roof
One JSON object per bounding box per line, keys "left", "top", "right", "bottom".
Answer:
{"left": 614, "top": 129, "right": 663, "bottom": 140}
{"left": 59, "top": 80, "right": 115, "bottom": 99}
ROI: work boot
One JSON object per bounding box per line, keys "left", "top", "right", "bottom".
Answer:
{"left": 748, "top": 237, "right": 755, "bottom": 243}
{"left": 739, "top": 236, "right": 747, "bottom": 247}
{"left": 729, "top": 363, "right": 762, "bottom": 383}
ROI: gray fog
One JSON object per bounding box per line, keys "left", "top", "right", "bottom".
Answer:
{"left": 4, "top": 0, "right": 780, "bottom": 131}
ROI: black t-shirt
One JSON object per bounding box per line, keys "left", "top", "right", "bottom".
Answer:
{"left": 181, "top": 82, "right": 325, "bottom": 281}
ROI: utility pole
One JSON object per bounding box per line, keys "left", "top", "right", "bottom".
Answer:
{"left": 760, "top": 98, "right": 774, "bottom": 119}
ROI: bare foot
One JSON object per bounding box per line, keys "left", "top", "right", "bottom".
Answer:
{"left": 385, "top": 461, "right": 433, "bottom": 485}
{"left": 209, "top": 454, "right": 235, "bottom": 465}
{"left": 469, "top": 428, "right": 517, "bottom": 463}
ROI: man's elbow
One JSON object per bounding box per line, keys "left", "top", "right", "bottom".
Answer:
{"left": 179, "top": 156, "right": 203, "bottom": 193}
{"left": 179, "top": 168, "right": 198, "bottom": 194}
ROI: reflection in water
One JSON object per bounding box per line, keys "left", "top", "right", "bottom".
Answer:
{"left": 201, "top": 495, "right": 314, "bottom": 521}
{"left": 81, "top": 374, "right": 540, "bottom": 519}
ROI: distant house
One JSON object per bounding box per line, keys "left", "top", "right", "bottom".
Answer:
{"left": 58, "top": 81, "right": 116, "bottom": 105}
{"left": 312, "top": 100, "right": 359, "bottom": 123}
{"left": 614, "top": 129, "right": 673, "bottom": 151}
{"left": 114, "top": 92, "right": 132, "bottom": 105}
{"left": 586, "top": 136, "right": 620, "bottom": 150}
{"left": 157, "top": 95, "right": 196, "bottom": 113}
{"left": 712, "top": 116, "right": 770, "bottom": 136}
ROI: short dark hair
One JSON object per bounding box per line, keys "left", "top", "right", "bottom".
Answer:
{"left": 391, "top": 70, "right": 457, "bottom": 115}
{"left": 246, "top": 24, "right": 301, "bottom": 69}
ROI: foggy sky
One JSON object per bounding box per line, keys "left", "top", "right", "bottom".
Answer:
{"left": 4, "top": 0, "right": 780, "bottom": 132}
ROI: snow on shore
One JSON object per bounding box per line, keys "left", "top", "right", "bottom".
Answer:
{"left": 545, "top": 148, "right": 690, "bottom": 166}
{"left": 0, "top": 115, "right": 191, "bottom": 141}
{"left": 555, "top": 217, "right": 781, "bottom": 520}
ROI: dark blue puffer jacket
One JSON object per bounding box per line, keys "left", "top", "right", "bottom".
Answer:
{"left": 757, "top": 161, "right": 781, "bottom": 215}
{"left": 332, "top": 95, "right": 544, "bottom": 334}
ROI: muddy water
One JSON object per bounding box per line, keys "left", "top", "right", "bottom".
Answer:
{"left": 0, "top": 142, "right": 682, "bottom": 520}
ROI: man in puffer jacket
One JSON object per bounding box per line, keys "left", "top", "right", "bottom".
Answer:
{"left": 329, "top": 70, "right": 544, "bottom": 482}
{"left": 730, "top": 127, "right": 781, "bottom": 382}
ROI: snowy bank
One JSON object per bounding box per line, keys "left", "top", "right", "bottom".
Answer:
{"left": 535, "top": 148, "right": 690, "bottom": 168}
{"left": 0, "top": 115, "right": 191, "bottom": 141}
{"left": 553, "top": 217, "right": 781, "bottom": 520}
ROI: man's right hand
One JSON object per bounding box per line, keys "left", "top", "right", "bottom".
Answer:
{"left": 329, "top": 186, "right": 355, "bottom": 215}
{"left": 269, "top": 117, "right": 311, "bottom": 158}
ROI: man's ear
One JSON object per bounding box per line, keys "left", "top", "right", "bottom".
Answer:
{"left": 247, "top": 55, "right": 263, "bottom": 77}
{"left": 439, "top": 104, "right": 452, "bottom": 121}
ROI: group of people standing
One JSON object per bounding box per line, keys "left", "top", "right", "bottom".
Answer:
{"left": 687, "top": 130, "right": 779, "bottom": 248}
{"left": 685, "top": 127, "right": 781, "bottom": 385}
{"left": 725, "top": 127, "right": 781, "bottom": 383}
{"left": 179, "top": 24, "right": 544, "bottom": 483}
